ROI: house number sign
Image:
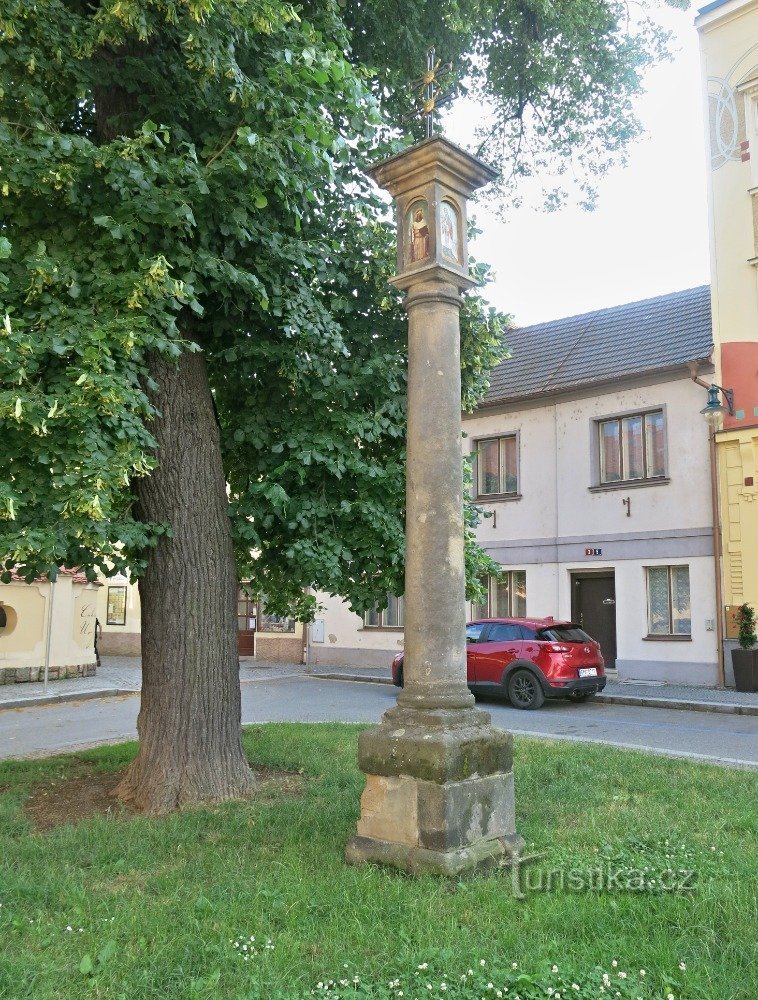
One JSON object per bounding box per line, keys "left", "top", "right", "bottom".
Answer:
{"left": 584, "top": 547, "right": 603, "bottom": 556}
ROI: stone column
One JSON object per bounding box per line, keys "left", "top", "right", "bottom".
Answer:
{"left": 346, "top": 137, "right": 523, "bottom": 876}
{"left": 400, "top": 275, "right": 472, "bottom": 713}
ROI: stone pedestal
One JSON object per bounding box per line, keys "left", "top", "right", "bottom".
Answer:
{"left": 346, "top": 137, "right": 523, "bottom": 875}
{"left": 346, "top": 706, "right": 522, "bottom": 874}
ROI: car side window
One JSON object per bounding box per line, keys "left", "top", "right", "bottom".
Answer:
{"left": 466, "top": 623, "right": 486, "bottom": 643}
{"left": 519, "top": 626, "right": 536, "bottom": 640}
{"left": 487, "top": 623, "right": 522, "bottom": 642}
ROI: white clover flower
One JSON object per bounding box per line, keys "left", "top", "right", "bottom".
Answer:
{"left": 480, "top": 960, "right": 486, "bottom": 966}
{"left": 618, "top": 972, "right": 627, "bottom": 979}
{"left": 678, "top": 962, "right": 686, "bottom": 971}
{"left": 552, "top": 965, "right": 559, "bottom": 973}
{"left": 572, "top": 986, "right": 580, "bottom": 992}
{"left": 547, "top": 989, "right": 554, "bottom": 997}
{"left": 639, "top": 970, "right": 646, "bottom": 977}
{"left": 512, "top": 962, "right": 518, "bottom": 970}
{"left": 440, "top": 983, "right": 447, "bottom": 991}
{"left": 418, "top": 963, "right": 429, "bottom": 971}
{"left": 667, "top": 994, "right": 675, "bottom": 1000}
{"left": 65, "top": 926, "right": 72, "bottom": 932}
{"left": 611, "top": 960, "right": 618, "bottom": 968}
{"left": 488, "top": 984, "right": 494, "bottom": 990}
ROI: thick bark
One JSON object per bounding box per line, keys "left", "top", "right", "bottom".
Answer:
{"left": 115, "top": 349, "right": 255, "bottom": 814}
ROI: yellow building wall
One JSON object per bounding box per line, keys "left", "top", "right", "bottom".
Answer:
{"left": 719, "top": 430, "right": 758, "bottom": 604}
{"left": 697, "top": 0, "right": 758, "bottom": 611}
{"left": 0, "top": 577, "right": 99, "bottom": 681}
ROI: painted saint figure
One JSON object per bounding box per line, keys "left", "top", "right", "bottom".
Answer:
{"left": 407, "top": 202, "right": 430, "bottom": 263}
{"left": 440, "top": 201, "right": 459, "bottom": 262}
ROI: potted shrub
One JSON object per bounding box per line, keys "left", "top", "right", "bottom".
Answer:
{"left": 731, "top": 603, "right": 758, "bottom": 692}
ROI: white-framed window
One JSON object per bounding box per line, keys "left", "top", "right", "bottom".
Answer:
{"left": 363, "top": 594, "right": 404, "bottom": 628}
{"left": 474, "top": 434, "right": 518, "bottom": 497}
{"left": 597, "top": 409, "right": 666, "bottom": 485}
{"left": 646, "top": 565, "right": 691, "bottom": 637}
{"left": 472, "top": 570, "right": 526, "bottom": 620}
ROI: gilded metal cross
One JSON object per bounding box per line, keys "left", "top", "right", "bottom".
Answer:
{"left": 409, "top": 46, "right": 454, "bottom": 138}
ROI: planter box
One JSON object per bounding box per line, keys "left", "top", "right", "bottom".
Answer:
{"left": 731, "top": 648, "right": 758, "bottom": 692}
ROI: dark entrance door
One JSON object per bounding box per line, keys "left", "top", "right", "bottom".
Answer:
{"left": 571, "top": 573, "right": 617, "bottom": 669}
{"left": 237, "top": 588, "right": 257, "bottom": 657}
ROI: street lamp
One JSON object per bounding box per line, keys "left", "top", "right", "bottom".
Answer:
{"left": 699, "top": 383, "right": 735, "bottom": 429}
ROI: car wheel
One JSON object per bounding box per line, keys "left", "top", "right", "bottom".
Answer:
{"left": 507, "top": 669, "right": 545, "bottom": 710}
{"left": 569, "top": 691, "right": 595, "bottom": 702}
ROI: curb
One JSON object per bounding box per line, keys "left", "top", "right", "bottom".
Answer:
{"left": 310, "top": 672, "right": 757, "bottom": 715}
{"left": 0, "top": 688, "right": 135, "bottom": 712}
{"left": 310, "top": 672, "right": 394, "bottom": 686}
{"left": 595, "top": 693, "right": 758, "bottom": 716}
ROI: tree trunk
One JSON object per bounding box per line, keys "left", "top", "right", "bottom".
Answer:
{"left": 115, "top": 349, "right": 255, "bottom": 814}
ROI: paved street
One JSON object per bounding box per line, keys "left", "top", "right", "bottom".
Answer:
{"left": 1, "top": 674, "right": 756, "bottom": 767}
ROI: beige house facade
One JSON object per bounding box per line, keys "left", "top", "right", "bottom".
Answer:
{"left": 94, "top": 573, "right": 305, "bottom": 663}
{"left": 0, "top": 570, "right": 98, "bottom": 684}
{"left": 697, "top": 0, "right": 758, "bottom": 637}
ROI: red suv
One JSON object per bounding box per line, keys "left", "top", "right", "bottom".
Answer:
{"left": 391, "top": 617, "right": 606, "bottom": 710}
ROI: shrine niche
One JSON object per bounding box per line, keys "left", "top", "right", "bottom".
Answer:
{"left": 440, "top": 199, "right": 460, "bottom": 263}
{"left": 405, "top": 200, "right": 430, "bottom": 266}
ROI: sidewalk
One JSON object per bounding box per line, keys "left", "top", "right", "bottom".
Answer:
{"left": 0, "top": 656, "right": 303, "bottom": 711}
{"left": 2, "top": 656, "right": 757, "bottom": 717}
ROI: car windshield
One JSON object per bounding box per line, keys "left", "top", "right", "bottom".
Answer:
{"left": 536, "top": 625, "right": 594, "bottom": 643}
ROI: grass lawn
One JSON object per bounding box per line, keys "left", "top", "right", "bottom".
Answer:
{"left": 0, "top": 724, "right": 755, "bottom": 1000}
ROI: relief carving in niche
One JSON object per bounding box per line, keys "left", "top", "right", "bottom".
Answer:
{"left": 440, "top": 200, "right": 461, "bottom": 263}
{"left": 405, "top": 200, "right": 430, "bottom": 266}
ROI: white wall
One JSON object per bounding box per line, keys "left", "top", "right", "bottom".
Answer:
{"left": 466, "top": 376, "right": 713, "bottom": 543}
{"left": 308, "top": 592, "right": 404, "bottom": 668}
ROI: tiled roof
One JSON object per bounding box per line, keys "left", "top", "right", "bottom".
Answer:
{"left": 7, "top": 567, "right": 93, "bottom": 585}
{"left": 481, "top": 286, "right": 713, "bottom": 408}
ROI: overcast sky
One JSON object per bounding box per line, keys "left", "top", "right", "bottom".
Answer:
{"left": 447, "top": 4, "right": 711, "bottom": 328}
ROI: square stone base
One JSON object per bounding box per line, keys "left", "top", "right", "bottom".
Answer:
{"left": 346, "top": 830, "right": 524, "bottom": 877}
{"left": 346, "top": 706, "right": 524, "bottom": 875}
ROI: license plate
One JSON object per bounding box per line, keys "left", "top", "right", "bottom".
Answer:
{"left": 578, "top": 667, "right": 597, "bottom": 678}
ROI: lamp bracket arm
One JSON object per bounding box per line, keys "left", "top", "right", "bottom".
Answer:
{"left": 717, "top": 385, "right": 735, "bottom": 416}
